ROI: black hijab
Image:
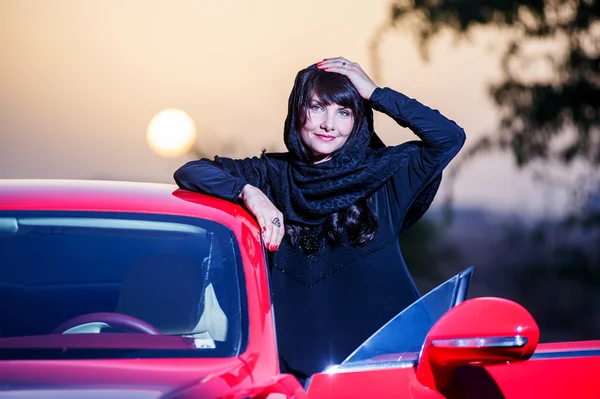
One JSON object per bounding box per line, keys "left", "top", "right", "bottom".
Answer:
{"left": 216, "top": 64, "right": 441, "bottom": 229}
{"left": 264, "top": 64, "right": 440, "bottom": 226}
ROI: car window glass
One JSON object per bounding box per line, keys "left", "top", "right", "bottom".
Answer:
{"left": 341, "top": 273, "right": 461, "bottom": 365}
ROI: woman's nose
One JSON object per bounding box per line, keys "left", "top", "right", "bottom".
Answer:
{"left": 320, "top": 111, "right": 336, "bottom": 132}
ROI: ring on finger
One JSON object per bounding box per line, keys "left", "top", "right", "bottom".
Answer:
{"left": 272, "top": 217, "right": 281, "bottom": 228}
{"left": 342, "top": 61, "right": 346, "bottom": 69}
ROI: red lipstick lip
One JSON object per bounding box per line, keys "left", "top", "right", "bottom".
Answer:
{"left": 315, "top": 133, "right": 336, "bottom": 141}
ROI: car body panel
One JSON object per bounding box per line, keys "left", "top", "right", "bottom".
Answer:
{"left": 307, "top": 364, "right": 421, "bottom": 399}
{"left": 445, "top": 354, "right": 600, "bottom": 398}
{"left": 535, "top": 340, "right": 600, "bottom": 352}
{"left": 0, "top": 180, "right": 245, "bottom": 224}
{"left": 1, "top": 358, "right": 250, "bottom": 398}
{"left": 308, "top": 352, "right": 600, "bottom": 399}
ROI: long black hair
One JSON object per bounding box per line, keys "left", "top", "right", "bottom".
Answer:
{"left": 285, "top": 68, "right": 378, "bottom": 249}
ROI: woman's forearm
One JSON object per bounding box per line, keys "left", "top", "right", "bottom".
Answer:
{"left": 173, "top": 159, "right": 248, "bottom": 202}
{"left": 370, "top": 87, "right": 466, "bottom": 154}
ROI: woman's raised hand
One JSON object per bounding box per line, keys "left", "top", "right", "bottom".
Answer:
{"left": 317, "top": 57, "right": 379, "bottom": 100}
{"left": 239, "top": 185, "right": 284, "bottom": 251}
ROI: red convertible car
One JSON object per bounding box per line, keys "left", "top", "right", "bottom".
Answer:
{"left": 0, "top": 179, "right": 599, "bottom": 398}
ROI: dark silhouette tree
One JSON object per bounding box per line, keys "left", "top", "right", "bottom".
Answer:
{"left": 372, "top": 0, "right": 599, "bottom": 168}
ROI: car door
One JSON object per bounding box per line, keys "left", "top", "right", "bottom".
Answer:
{"left": 444, "top": 342, "right": 600, "bottom": 398}
{"left": 306, "top": 267, "right": 600, "bottom": 399}
{"left": 305, "top": 268, "right": 474, "bottom": 399}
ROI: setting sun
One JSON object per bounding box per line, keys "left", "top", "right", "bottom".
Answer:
{"left": 146, "top": 109, "right": 197, "bottom": 158}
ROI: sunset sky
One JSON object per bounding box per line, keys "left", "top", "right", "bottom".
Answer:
{"left": 0, "top": 0, "right": 581, "bottom": 218}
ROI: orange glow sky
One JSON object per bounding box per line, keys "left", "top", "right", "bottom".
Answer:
{"left": 0, "top": 0, "right": 580, "bottom": 217}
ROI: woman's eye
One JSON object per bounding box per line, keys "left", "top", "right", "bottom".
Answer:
{"left": 338, "top": 110, "right": 351, "bottom": 118}
{"left": 310, "top": 105, "right": 323, "bottom": 111}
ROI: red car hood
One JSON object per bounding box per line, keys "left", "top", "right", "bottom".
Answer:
{"left": 0, "top": 358, "right": 253, "bottom": 398}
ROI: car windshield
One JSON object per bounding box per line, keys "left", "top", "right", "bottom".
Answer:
{"left": 337, "top": 268, "right": 473, "bottom": 369}
{"left": 0, "top": 211, "right": 246, "bottom": 360}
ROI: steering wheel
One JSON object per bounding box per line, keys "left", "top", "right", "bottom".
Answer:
{"left": 54, "top": 312, "right": 162, "bottom": 335}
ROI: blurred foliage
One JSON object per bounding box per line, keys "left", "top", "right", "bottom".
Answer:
{"left": 402, "top": 207, "right": 600, "bottom": 341}
{"left": 376, "top": 0, "right": 600, "bottom": 167}
{"left": 493, "top": 216, "right": 600, "bottom": 341}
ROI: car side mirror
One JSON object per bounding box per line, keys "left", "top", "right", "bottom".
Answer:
{"left": 416, "top": 297, "right": 539, "bottom": 391}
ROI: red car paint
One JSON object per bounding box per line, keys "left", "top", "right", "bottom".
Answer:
{"left": 1, "top": 179, "right": 600, "bottom": 399}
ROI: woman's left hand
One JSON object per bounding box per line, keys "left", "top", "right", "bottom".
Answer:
{"left": 317, "top": 57, "right": 379, "bottom": 100}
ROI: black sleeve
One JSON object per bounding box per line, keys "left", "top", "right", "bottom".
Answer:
{"left": 173, "top": 156, "right": 268, "bottom": 203}
{"left": 370, "top": 87, "right": 466, "bottom": 232}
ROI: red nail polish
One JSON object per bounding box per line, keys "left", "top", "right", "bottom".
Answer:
{"left": 324, "top": 68, "right": 328, "bottom": 71}
{"left": 317, "top": 62, "right": 322, "bottom": 67}
{"left": 274, "top": 245, "right": 279, "bottom": 251}
{"left": 323, "top": 58, "right": 327, "bottom": 61}
{"left": 263, "top": 226, "right": 267, "bottom": 232}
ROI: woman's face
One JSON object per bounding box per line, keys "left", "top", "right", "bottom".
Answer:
{"left": 299, "top": 95, "right": 354, "bottom": 163}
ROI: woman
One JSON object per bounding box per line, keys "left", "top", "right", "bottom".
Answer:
{"left": 174, "top": 57, "right": 466, "bottom": 380}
